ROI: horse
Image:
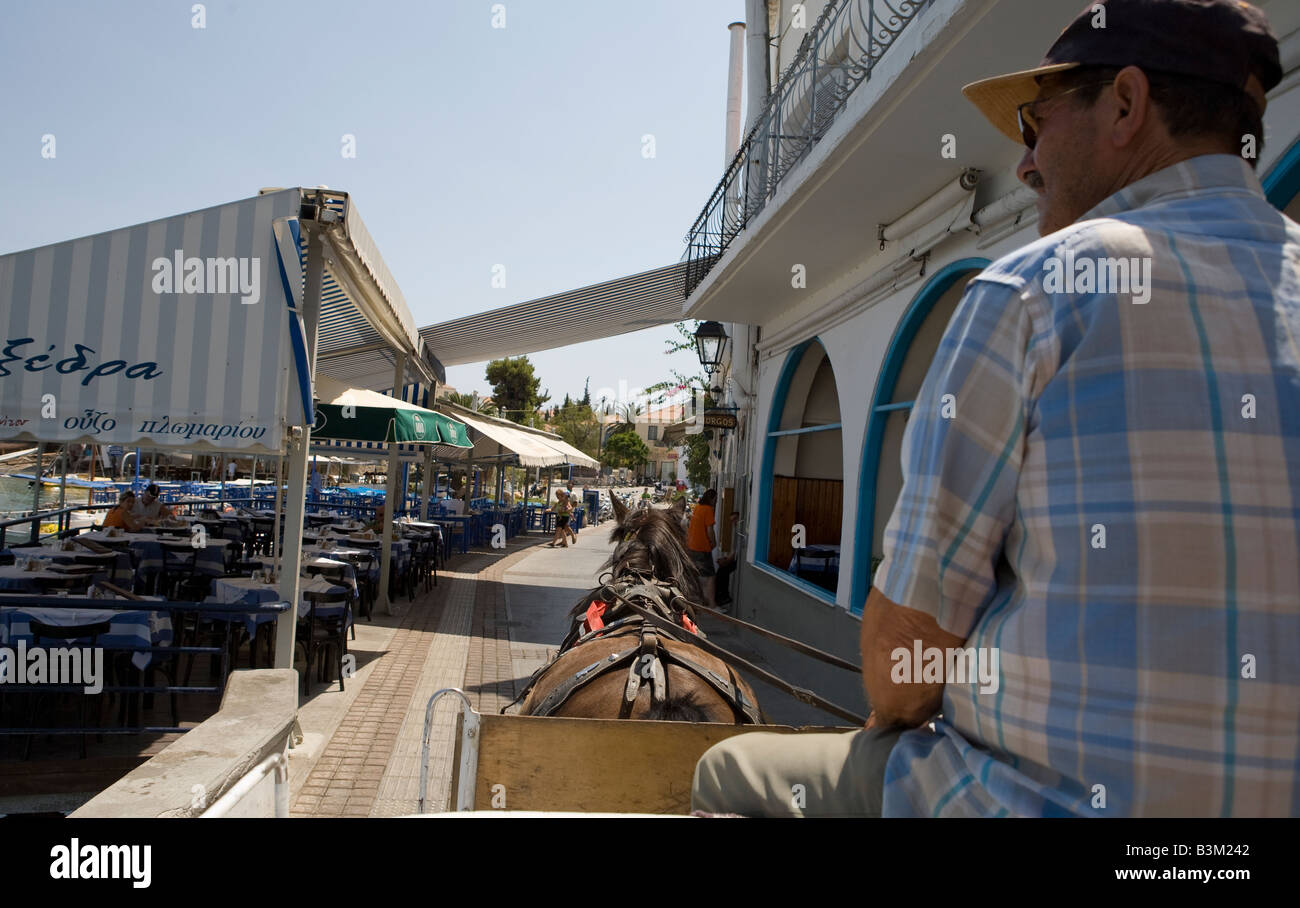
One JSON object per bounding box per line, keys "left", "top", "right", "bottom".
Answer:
{"left": 515, "top": 493, "right": 761, "bottom": 724}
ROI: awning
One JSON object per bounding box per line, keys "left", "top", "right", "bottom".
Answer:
{"left": 420, "top": 261, "right": 689, "bottom": 367}
{"left": 0, "top": 187, "right": 436, "bottom": 456}
{"left": 536, "top": 436, "right": 600, "bottom": 469}
{"left": 312, "top": 375, "right": 470, "bottom": 447}
{"left": 0, "top": 190, "right": 308, "bottom": 455}
{"left": 285, "top": 189, "right": 435, "bottom": 387}
{"left": 446, "top": 410, "right": 567, "bottom": 467}
{"left": 436, "top": 403, "right": 599, "bottom": 469}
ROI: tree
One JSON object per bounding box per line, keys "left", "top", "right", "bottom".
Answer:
{"left": 550, "top": 394, "right": 601, "bottom": 458}
{"left": 644, "top": 320, "right": 715, "bottom": 406}
{"left": 602, "top": 430, "right": 649, "bottom": 473}
{"left": 619, "top": 401, "right": 643, "bottom": 425}
{"left": 684, "top": 431, "right": 711, "bottom": 488}
{"left": 484, "top": 356, "right": 550, "bottom": 424}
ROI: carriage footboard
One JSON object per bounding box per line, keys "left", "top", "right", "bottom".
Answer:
{"left": 419, "top": 687, "right": 845, "bottom": 814}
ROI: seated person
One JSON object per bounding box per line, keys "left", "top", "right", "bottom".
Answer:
{"left": 132, "top": 484, "right": 174, "bottom": 525}
{"left": 103, "top": 491, "right": 143, "bottom": 532}
{"left": 365, "top": 502, "right": 387, "bottom": 533}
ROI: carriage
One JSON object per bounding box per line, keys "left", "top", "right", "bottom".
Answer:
{"left": 417, "top": 688, "right": 844, "bottom": 814}
{"left": 414, "top": 493, "right": 865, "bottom": 816}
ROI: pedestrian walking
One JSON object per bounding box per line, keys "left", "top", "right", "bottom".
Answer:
{"left": 546, "top": 489, "right": 573, "bottom": 548}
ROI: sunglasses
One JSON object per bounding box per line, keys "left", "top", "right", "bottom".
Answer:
{"left": 1016, "top": 80, "right": 1114, "bottom": 149}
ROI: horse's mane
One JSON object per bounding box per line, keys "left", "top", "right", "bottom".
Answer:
{"left": 601, "top": 505, "right": 704, "bottom": 606}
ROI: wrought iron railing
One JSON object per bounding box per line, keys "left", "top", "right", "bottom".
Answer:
{"left": 683, "top": 0, "right": 933, "bottom": 298}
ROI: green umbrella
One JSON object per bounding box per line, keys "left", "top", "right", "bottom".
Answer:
{"left": 311, "top": 375, "right": 471, "bottom": 447}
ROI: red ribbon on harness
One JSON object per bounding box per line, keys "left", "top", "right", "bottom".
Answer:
{"left": 585, "top": 598, "right": 699, "bottom": 635}
{"left": 583, "top": 600, "right": 607, "bottom": 634}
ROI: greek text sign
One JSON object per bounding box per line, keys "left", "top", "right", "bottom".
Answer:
{"left": 0, "top": 190, "right": 304, "bottom": 451}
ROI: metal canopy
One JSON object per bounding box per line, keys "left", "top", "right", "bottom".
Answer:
{"left": 419, "top": 261, "right": 690, "bottom": 367}
{"left": 291, "top": 189, "right": 433, "bottom": 384}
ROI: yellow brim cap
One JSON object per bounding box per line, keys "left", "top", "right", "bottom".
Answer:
{"left": 961, "top": 62, "right": 1080, "bottom": 144}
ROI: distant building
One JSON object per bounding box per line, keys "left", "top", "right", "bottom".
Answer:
{"left": 598, "top": 403, "right": 687, "bottom": 483}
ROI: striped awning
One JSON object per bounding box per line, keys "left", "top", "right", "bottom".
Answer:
{"left": 0, "top": 190, "right": 308, "bottom": 455}
{"left": 420, "top": 261, "right": 689, "bottom": 367}
{"left": 436, "top": 402, "right": 600, "bottom": 469}
{"left": 0, "top": 188, "right": 433, "bottom": 455}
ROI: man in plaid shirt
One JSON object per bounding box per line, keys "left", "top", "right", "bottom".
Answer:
{"left": 693, "top": 0, "right": 1299, "bottom": 817}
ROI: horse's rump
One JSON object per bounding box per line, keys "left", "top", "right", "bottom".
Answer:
{"left": 519, "top": 623, "right": 760, "bottom": 724}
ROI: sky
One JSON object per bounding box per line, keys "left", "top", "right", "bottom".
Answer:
{"left": 0, "top": 0, "right": 747, "bottom": 410}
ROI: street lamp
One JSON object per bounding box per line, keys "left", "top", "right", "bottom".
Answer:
{"left": 693, "top": 321, "right": 729, "bottom": 382}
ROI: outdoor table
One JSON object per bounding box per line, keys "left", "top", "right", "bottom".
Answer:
{"left": 430, "top": 517, "right": 470, "bottom": 555}
{"left": 257, "top": 554, "right": 360, "bottom": 598}
{"left": 0, "top": 563, "right": 109, "bottom": 594}
{"left": 125, "top": 536, "right": 233, "bottom": 578}
{"left": 32, "top": 543, "right": 131, "bottom": 579}
{"left": 205, "top": 575, "right": 351, "bottom": 636}
{"left": 341, "top": 535, "right": 411, "bottom": 569}
{"left": 788, "top": 544, "right": 841, "bottom": 574}
{"left": 0, "top": 600, "right": 172, "bottom": 670}
{"left": 309, "top": 545, "right": 378, "bottom": 583}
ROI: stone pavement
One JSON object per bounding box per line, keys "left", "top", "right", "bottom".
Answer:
{"left": 289, "top": 522, "right": 616, "bottom": 817}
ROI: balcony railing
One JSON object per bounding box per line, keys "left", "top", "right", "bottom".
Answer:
{"left": 683, "top": 0, "right": 933, "bottom": 298}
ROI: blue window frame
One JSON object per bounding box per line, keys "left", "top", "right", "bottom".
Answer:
{"left": 849, "top": 258, "right": 990, "bottom": 616}
{"left": 753, "top": 339, "right": 842, "bottom": 605}
{"left": 1264, "top": 136, "right": 1300, "bottom": 211}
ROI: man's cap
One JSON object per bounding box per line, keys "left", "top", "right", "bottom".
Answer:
{"left": 962, "top": 0, "right": 1282, "bottom": 144}
{"left": 145, "top": 483, "right": 160, "bottom": 495}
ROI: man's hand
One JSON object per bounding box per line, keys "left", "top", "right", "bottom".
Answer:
{"left": 860, "top": 586, "right": 967, "bottom": 730}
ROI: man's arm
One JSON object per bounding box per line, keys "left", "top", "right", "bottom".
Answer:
{"left": 860, "top": 585, "right": 967, "bottom": 729}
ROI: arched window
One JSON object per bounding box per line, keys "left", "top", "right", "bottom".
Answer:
{"left": 850, "top": 258, "right": 990, "bottom": 615}
{"left": 755, "top": 339, "right": 843, "bottom": 601}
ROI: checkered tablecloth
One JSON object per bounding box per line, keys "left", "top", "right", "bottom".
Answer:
{"left": 0, "top": 602, "right": 172, "bottom": 670}
{"left": 205, "top": 575, "right": 351, "bottom": 636}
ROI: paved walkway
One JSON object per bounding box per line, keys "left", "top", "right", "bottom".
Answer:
{"left": 288, "top": 524, "right": 611, "bottom": 817}
{"left": 288, "top": 517, "right": 839, "bottom": 816}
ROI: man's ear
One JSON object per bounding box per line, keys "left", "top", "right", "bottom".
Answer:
{"left": 1108, "top": 65, "right": 1153, "bottom": 149}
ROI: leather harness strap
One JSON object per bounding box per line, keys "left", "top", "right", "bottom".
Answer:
{"left": 657, "top": 646, "right": 762, "bottom": 725}
{"left": 529, "top": 646, "right": 637, "bottom": 718}
{"left": 509, "top": 575, "right": 814, "bottom": 725}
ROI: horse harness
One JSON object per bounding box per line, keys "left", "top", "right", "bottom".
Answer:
{"left": 508, "top": 577, "right": 762, "bottom": 724}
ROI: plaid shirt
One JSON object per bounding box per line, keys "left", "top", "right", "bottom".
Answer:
{"left": 875, "top": 155, "right": 1300, "bottom": 817}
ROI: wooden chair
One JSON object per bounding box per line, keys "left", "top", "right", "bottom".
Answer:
{"left": 296, "top": 590, "right": 351, "bottom": 694}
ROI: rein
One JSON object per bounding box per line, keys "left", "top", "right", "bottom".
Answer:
{"left": 505, "top": 572, "right": 761, "bottom": 724}
{"left": 594, "top": 584, "right": 869, "bottom": 726}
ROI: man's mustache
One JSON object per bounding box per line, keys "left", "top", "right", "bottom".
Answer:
{"left": 1025, "top": 171, "right": 1045, "bottom": 190}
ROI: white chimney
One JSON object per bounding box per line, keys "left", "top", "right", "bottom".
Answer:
{"left": 726, "top": 21, "right": 746, "bottom": 165}
{"left": 744, "top": 0, "right": 770, "bottom": 132}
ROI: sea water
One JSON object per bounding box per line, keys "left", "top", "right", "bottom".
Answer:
{"left": 0, "top": 476, "right": 86, "bottom": 515}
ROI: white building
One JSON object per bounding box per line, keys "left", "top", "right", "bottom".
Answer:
{"left": 687, "top": 0, "right": 1300, "bottom": 712}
